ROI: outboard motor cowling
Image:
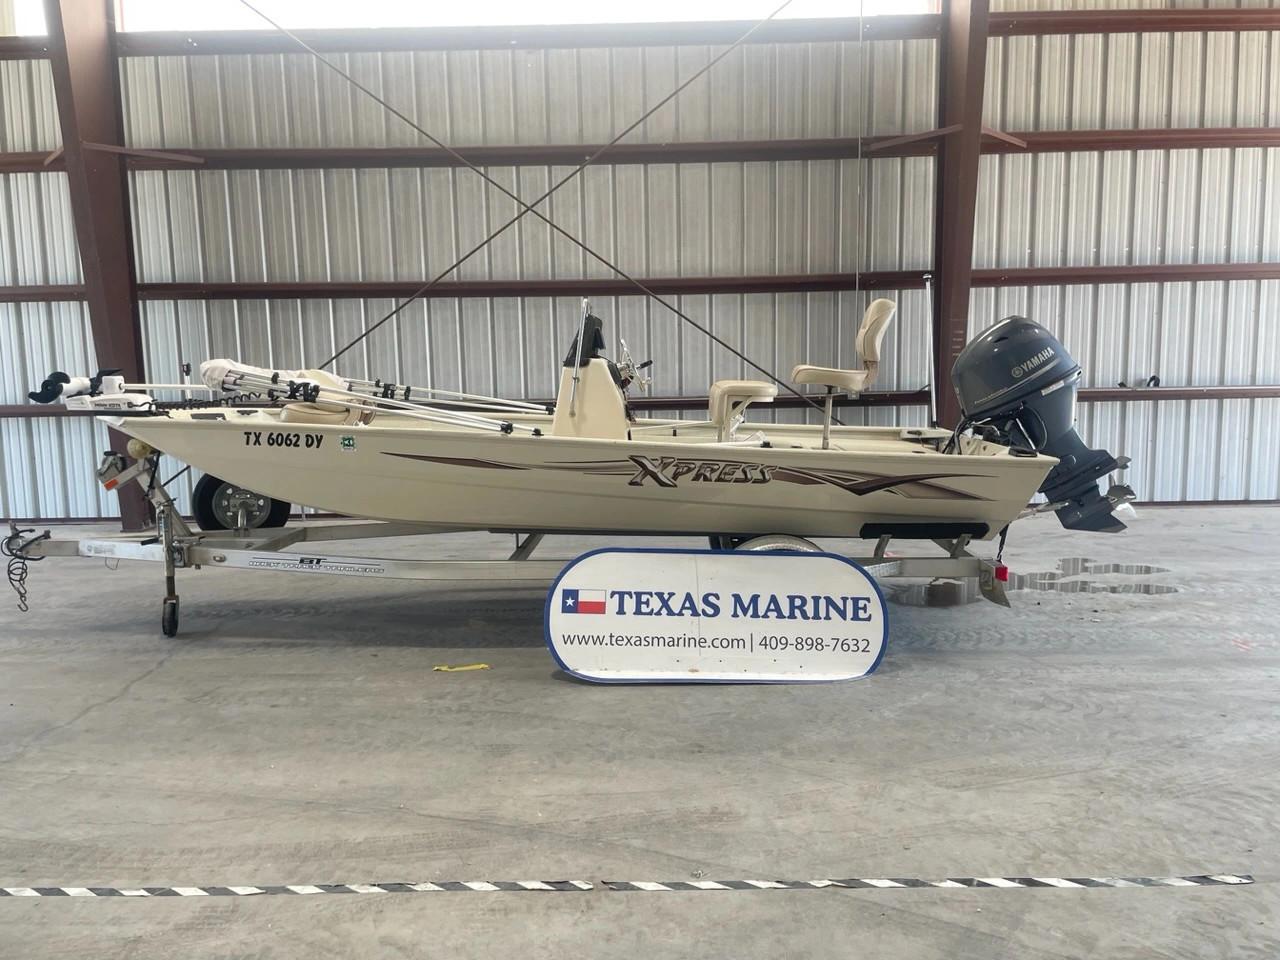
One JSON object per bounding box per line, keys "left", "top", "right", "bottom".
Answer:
{"left": 952, "top": 317, "right": 1128, "bottom": 533}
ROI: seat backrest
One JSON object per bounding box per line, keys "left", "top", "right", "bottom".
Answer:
{"left": 855, "top": 299, "right": 897, "bottom": 366}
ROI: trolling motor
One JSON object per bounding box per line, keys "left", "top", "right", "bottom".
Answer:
{"left": 28, "top": 369, "right": 124, "bottom": 404}
{"left": 28, "top": 368, "right": 155, "bottom": 412}
{"left": 952, "top": 317, "right": 1132, "bottom": 533}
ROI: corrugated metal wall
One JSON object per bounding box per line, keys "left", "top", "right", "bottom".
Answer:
{"left": 0, "top": 55, "right": 117, "bottom": 518}
{"left": 973, "top": 25, "right": 1280, "bottom": 501}
{"left": 3, "top": 19, "right": 1279, "bottom": 517}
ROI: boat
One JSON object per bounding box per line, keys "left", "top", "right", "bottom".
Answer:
{"left": 27, "top": 299, "right": 1133, "bottom": 543}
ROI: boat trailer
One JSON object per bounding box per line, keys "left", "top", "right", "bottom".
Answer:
{"left": 4, "top": 453, "right": 1011, "bottom": 637}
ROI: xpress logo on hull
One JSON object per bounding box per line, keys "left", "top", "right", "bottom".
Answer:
{"left": 627, "top": 455, "right": 774, "bottom": 488}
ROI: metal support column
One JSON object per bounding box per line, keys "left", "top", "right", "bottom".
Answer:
{"left": 932, "top": 0, "right": 990, "bottom": 428}
{"left": 44, "top": 0, "right": 150, "bottom": 531}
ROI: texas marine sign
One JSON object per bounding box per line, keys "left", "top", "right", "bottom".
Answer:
{"left": 544, "top": 548, "right": 888, "bottom": 683}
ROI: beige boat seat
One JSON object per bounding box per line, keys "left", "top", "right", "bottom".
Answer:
{"left": 791, "top": 365, "right": 872, "bottom": 394}
{"left": 280, "top": 402, "right": 372, "bottom": 426}
{"left": 709, "top": 379, "right": 777, "bottom": 442}
{"left": 791, "top": 298, "right": 897, "bottom": 448}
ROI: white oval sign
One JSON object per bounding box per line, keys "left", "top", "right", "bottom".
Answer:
{"left": 545, "top": 548, "right": 888, "bottom": 683}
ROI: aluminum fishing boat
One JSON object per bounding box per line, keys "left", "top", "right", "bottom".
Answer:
{"left": 29, "top": 300, "right": 1132, "bottom": 542}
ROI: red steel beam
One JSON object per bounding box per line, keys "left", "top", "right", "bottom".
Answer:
{"left": 932, "top": 0, "right": 990, "bottom": 429}
{"left": 0, "top": 35, "right": 51, "bottom": 60}
{"left": 122, "top": 136, "right": 938, "bottom": 170}
{"left": 134, "top": 272, "right": 928, "bottom": 301}
{"left": 989, "top": 8, "right": 1280, "bottom": 37}
{"left": 972, "top": 263, "right": 1280, "bottom": 287}
{"left": 0, "top": 284, "right": 88, "bottom": 303}
{"left": 986, "top": 127, "right": 1280, "bottom": 154}
{"left": 114, "top": 15, "right": 940, "bottom": 58}
{"left": 8, "top": 261, "right": 1280, "bottom": 306}
{"left": 6, "top": 128, "right": 1280, "bottom": 176}
{"left": 45, "top": 0, "right": 149, "bottom": 532}
{"left": 1075, "top": 385, "right": 1280, "bottom": 403}
{"left": 7, "top": 262, "right": 1280, "bottom": 307}
{"left": 0, "top": 151, "right": 63, "bottom": 173}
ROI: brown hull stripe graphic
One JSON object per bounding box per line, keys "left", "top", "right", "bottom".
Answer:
{"left": 385, "top": 453, "right": 990, "bottom": 500}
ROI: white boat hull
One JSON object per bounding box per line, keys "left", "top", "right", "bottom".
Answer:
{"left": 116, "top": 411, "right": 1055, "bottom": 540}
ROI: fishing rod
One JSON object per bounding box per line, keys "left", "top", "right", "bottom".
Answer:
{"left": 239, "top": 0, "right": 849, "bottom": 423}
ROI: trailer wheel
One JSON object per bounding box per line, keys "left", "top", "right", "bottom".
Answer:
{"left": 162, "top": 597, "right": 179, "bottom": 637}
{"left": 192, "top": 473, "right": 291, "bottom": 531}
{"left": 734, "top": 535, "right": 823, "bottom": 553}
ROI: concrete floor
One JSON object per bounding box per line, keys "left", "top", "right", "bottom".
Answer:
{"left": 0, "top": 506, "right": 1276, "bottom": 958}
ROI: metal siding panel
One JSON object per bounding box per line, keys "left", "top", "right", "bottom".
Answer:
{"left": 1031, "top": 154, "right": 1065, "bottom": 267}
{"left": 1251, "top": 400, "right": 1280, "bottom": 499}
{"left": 1097, "top": 152, "right": 1134, "bottom": 265}
{"left": 1102, "top": 33, "right": 1138, "bottom": 129}
{"left": 740, "top": 44, "right": 774, "bottom": 140}
{"left": 550, "top": 163, "right": 585, "bottom": 279}
{"left": 0, "top": 302, "right": 103, "bottom": 518}
{"left": 1197, "top": 148, "right": 1232, "bottom": 264}
{"left": 579, "top": 48, "right": 613, "bottom": 142}
{"left": 0, "top": 173, "right": 80, "bottom": 285}
{"left": 1130, "top": 150, "right": 1166, "bottom": 264}
{"left": 122, "top": 37, "right": 935, "bottom": 150}
{"left": 0, "top": 59, "right": 61, "bottom": 152}
{"left": 806, "top": 42, "right": 839, "bottom": 138}
{"left": 901, "top": 157, "right": 935, "bottom": 268}
{"left": 708, "top": 44, "right": 744, "bottom": 140}
{"left": 1217, "top": 398, "right": 1249, "bottom": 499}
{"left": 774, "top": 161, "right": 805, "bottom": 274}
{"left": 675, "top": 46, "right": 711, "bottom": 142}
{"left": 1092, "top": 283, "right": 1128, "bottom": 387}
{"left": 1259, "top": 280, "right": 1280, "bottom": 384}
{"left": 807, "top": 159, "right": 838, "bottom": 273}
{"left": 677, "top": 163, "right": 711, "bottom": 276}
{"left": 1071, "top": 34, "right": 1107, "bottom": 128}
{"left": 1163, "top": 149, "right": 1199, "bottom": 265}
{"left": 1064, "top": 152, "right": 1100, "bottom": 265}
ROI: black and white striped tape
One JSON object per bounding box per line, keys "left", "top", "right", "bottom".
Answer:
{"left": 602, "top": 875, "right": 1254, "bottom": 892}
{"left": 0, "top": 875, "right": 1252, "bottom": 898}
{"left": 0, "top": 881, "right": 592, "bottom": 897}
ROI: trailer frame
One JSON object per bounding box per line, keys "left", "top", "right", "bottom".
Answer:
{"left": 5, "top": 453, "right": 1010, "bottom": 636}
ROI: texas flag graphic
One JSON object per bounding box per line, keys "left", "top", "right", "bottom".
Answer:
{"left": 561, "top": 588, "right": 607, "bottom": 615}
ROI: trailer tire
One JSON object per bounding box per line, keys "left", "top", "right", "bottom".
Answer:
{"left": 192, "top": 474, "right": 291, "bottom": 531}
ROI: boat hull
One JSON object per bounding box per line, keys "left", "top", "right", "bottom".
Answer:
{"left": 116, "top": 413, "right": 1055, "bottom": 540}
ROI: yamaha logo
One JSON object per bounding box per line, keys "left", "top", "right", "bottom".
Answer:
{"left": 1011, "top": 346, "right": 1055, "bottom": 379}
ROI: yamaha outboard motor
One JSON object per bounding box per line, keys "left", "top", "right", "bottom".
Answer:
{"left": 952, "top": 317, "right": 1129, "bottom": 533}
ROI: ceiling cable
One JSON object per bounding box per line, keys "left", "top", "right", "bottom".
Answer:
{"left": 239, "top": 2, "right": 850, "bottom": 421}
{"left": 239, "top": 0, "right": 851, "bottom": 422}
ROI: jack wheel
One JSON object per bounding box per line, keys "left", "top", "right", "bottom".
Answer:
{"left": 162, "top": 598, "right": 179, "bottom": 637}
